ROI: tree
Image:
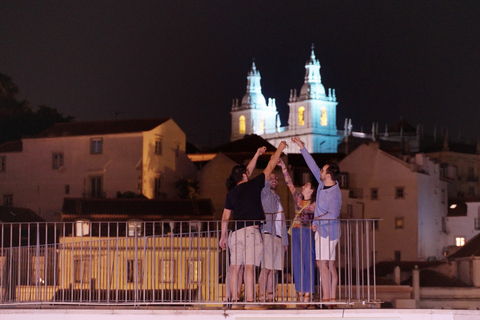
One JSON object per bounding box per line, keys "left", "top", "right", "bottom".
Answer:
{"left": 0, "top": 73, "right": 74, "bottom": 144}
{"left": 174, "top": 179, "right": 199, "bottom": 199}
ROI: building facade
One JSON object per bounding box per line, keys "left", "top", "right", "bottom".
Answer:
{"left": 339, "top": 142, "right": 450, "bottom": 262}
{"left": 0, "top": 118, "right": 197, "bottom": 221}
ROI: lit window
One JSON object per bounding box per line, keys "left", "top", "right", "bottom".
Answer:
{"left": 52, "top": 152, "right": 64, "bottom": 169}
{"left": 320, "top": 108, "right": 328, "bottom": 126}
{"left": 395, "top": 187, "right": 404, "bottom": 199}
{"left": 188, "top": 260, "right": 202, "bottom": 283}
{"left": 159, "top": 259, "right": 175, "bottom": 283}
{"left": 3, "top": 194, "right": 13, "bottom": 206}
{"left": 155, "top": 139, "right": 162, "bottom": 155}
{"left": 90, "top": 138, "right": 103, "bottom": 154}
{"left": 455, "top": 237, "right": 465, "bottom": 247}
{"left": 371, "top": 188, "right": 378, "bottom": 200}
{"left": 0, "top": 156, "right": 5, "bottom": 172}
{"left": 128, "top": 220, "right": 143, "bottom": 237}
{"left": 239, "top": 116, "right": 246, "bottom": 134}
{"left": 298, "top": 107, "right": 305, "bottom": 126}
{"left": 395, "top": 217, "right": 404, "bottom": 229}
{"left": 260, "top": 118, "right": 265, "bottom": 131}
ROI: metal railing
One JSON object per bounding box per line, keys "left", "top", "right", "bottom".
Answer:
{"left": 0, "top": 219, "right": 378, "bottom": 307}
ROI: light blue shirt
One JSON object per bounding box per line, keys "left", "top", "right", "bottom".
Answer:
{"left": 300, "top": 148, "right": 342, "bottom": 240}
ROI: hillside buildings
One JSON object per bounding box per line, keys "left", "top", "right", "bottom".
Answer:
{"left": 0, "top": 118, "right": 196, "bottom": 221}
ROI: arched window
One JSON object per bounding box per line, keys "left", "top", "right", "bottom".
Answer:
{"left": 260, "top": 118, "right": 265, "bottom": 132}
{"left": 298, "top": 107, "right": 305, "bottom": 126}
{"left": 239, "top": 115, "right": 246, "bottom": 134}
{"left": 320, "top": 108, "right": 328, "bottom": 126}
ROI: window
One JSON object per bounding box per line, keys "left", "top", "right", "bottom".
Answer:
{"left": 175, "top": 144, "right": 180, "bottom": 158}
{"left": 0, "top": 156, "right": 5, "bottom": 172}
{"left": 395, "top": 187, "right": 404, "bottom": 199}
{"left": 298, "top": 107, "right": 305, "bottom": 126}
{"left": 127, "top": 259, "right": 143, "bottom": 284}
{"left": 52, "top": 152, "right": 64, "bottom": 169}
{"left": 154, "top": 177, "right": 162, "bottom": 198}
{"left": 320, "top": 108, "right": 328, "bottom": 126}
{"left": 394, "top": 250, "right": 401, "bottom": 261}
{"left": 74, "top": 258, "right": 90, "bottom": 283}
{"left": 455, "top": 237, "right": 465, "bottom": 247}
{"left": 239, "top": 116, "right": 246, "bottom": 134}
{"left": 337, "top": 173, "right": 348, "bottom": 188}
{"left": 469, "top": 186, "right": 475, "bottom": 196}
{"left": 468, "top": 167, "right": 475, "bottom": 181}
{"left": 155, "top": 138, "right": 162, "bottom": 155}
{"left": 371, "top": 188, "right": 378, "bottom": 200}
{"left": 158, "top": 259, "right": 175, "bottom": 283}
{"left": 90, "top": 138, "right": 103, "bottom": 154}
{"left": 347, "top": 204, "right": 353, "bottom": 218}
{"left": 3, "top": 194, "right": 13, "bottom": 206}
{"left": 128, "top": 220, "right": 143, "bottom": 237}
{"left": 65, "top": 185, "right": 70, "bottom": 195}
{"left": 395, "top": 217, "right": 404, "bottom": 229}
{"left": 188, "top": 260, "right": 202, "bottom": 283}
{"left": 90, "top": 176, "right": 103, "bottom": 198}
{"left": 441, "top": 189, "right": 446, "bottom": 204}
{"left": 373, "top": 219, "right": 379, "bottom": 230}
{"left": 302, "top": 172, "right": 311, "bottom": 185}
{"left": 260, "top": 118, "right": 265, "bottom": 132}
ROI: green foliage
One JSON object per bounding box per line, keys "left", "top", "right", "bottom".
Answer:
{"left": 174, "top": 178, "right": 199, "bottom": 199}
{"left": 0, "top": 73, "right": 74, "bottom": 144}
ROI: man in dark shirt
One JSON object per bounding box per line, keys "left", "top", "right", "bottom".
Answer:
{"left": 219, "top": 141, "right": 286, "bottom": 304}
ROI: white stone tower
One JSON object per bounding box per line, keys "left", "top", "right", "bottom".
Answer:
{"left": 230, "top": 61, "right": 279, "bottom": 141}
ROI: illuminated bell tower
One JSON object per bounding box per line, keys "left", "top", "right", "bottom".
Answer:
{"left": 287, "top": 45, "right": 339, "bottom": 153}
{"left": 231, "top": 62, "right": 279, "bottom": 141}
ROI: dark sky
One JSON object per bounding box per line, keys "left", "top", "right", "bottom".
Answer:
{"left": 1, "top": 1, "right": 479, "bottom": 149}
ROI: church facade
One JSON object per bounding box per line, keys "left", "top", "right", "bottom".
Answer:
{"left": 230, "top": 47, "right": 343, "bottom": 153}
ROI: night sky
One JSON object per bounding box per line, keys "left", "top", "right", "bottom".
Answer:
{"left": 1, "top": 1, "right": 479, "bottom": 149}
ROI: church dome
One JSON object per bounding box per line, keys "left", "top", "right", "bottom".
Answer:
{"left": 241, "top": 91, "right": 267, "bottom": 108}
{"left": 299, "top": 82, "right": 326, "bottom": 100}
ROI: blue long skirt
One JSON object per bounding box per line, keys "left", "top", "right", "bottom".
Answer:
{"left": 291, "top": 227, "right": 316, "bottom": 293}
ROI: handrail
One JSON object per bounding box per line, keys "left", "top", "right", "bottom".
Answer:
{"left": 0, "top": 219, "right": 379, "bottom": 307}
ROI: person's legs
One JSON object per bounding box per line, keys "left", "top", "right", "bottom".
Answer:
{"left": 329, "top": 260, "right": 338, "bottom": 301}
{"left": 258, "top": 268, "right": 274, "bottom": 301}
{"left": 300, "top": 228, "right": 315, "bottom": 294}
{"left": 244, "top": 264, "right": 255, "bottom": 302}
{"left": 291, "top": 228, "right": 302, "bottom": 294}
{"left": 229, "top": 264, "right": 242, "bottom": 301}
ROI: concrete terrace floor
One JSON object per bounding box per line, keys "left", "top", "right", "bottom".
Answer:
{"left": 1, "top": 307, "right": 480, "bottom": 320}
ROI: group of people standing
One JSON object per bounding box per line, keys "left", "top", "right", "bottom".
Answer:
{"left": 219, "top": 137, "right": 342, "bottom": 308}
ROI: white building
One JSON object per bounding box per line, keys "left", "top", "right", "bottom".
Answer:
{"left": 231, "top": 46, "right": 342, "bottom": 153}
{"left": 339, "top": 142, "right": 450, "bottom": 262}
{"left": 0, "top": 118, "right": 197, "bottom": 221}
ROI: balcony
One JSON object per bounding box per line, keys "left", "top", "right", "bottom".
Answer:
{"left": 0, "top": 220, "right": 379, "bottom": 308}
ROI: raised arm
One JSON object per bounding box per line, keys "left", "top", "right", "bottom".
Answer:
{"left": 292, "top": 137, "right": 322, "bottom": 184}
{"left": 246, "top": 146, "right": 266, "bottom": 178}
{"left": 263, "top": 141, "right": 287, "bottom": 179}
{"left": 277, "top": 158, "right": 296, "bottom": 195}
